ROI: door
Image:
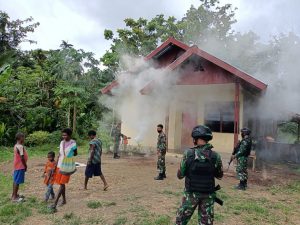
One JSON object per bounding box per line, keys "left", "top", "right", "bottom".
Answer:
{"left": 181, "top": 106, "right": 198, "bottom": 150}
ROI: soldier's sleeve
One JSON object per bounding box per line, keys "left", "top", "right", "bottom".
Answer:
{"left": 214, "top": 153, "right": 223, "bottom": 179}
{"left": 177, "top": 150, "right": 188, "bottom": 179}
{"left": 235, "top": 140, "right": 247, "bottom": 158}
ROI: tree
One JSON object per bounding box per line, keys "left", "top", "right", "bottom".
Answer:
{"left": 180, "top": 0, "right": 236, "bottom": 46}
{"left": 53, "top": 41, "right": 102, "bottom": 132}
{"left": 0, "top": 11, "right": 39, "bottom": 104}
{"left": 0, "top": 11, "right": 39, "bottom": 53}
{"left": 101, "top": 0, "right": 236, "bottom": 74}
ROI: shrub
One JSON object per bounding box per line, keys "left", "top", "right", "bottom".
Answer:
{"left": 48, "top": 130, "right": 62, "bottom": 144}
{"left": 97, "top": 129, "right": 113, "bottom": 152}
{"left": 26, "top": 131, "right": 50, "bottom": 146}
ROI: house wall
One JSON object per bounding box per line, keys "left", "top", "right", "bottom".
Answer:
{"left": 121, "top": 83, "right": 244, "bottom": 154}
{"left": 168, "top": 84, "right": 244, "bottom": 153}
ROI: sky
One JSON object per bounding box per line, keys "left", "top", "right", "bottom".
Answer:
{"left": 1, "top": 0, "right": 300, "bottom": 58}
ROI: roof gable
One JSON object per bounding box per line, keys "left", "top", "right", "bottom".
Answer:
{"left": 167, "top": 45, "right": 267, "bottom": 90}
{"left": 145, "top": 37, "right": 189, "bottom": 60}
{"left": 101, "top": 38, "right": 267, "bottom": 94}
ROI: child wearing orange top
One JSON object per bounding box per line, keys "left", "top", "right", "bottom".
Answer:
{"left": 43, "top": 151, "right": 56, "bottom": 202}
{"left": 12, "top": 132, "right": 28, "bottom": 203}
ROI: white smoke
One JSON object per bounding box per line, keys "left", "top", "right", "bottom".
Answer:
{"left": 103, "top": 55, "right": 179, "bottom": 144}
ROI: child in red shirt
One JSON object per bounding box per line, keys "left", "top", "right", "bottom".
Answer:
{"left": 12, "top": 132, "right": 28, "bottom": 202}
{"left": 43, "top": 151, "right": 56, "bottom": 202}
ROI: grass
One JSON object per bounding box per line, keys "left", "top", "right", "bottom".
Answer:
{"left": 0, "top": 173, "right": 49, "bottom": 225}
{"left": 52, "top": 212, "right": 82, "bottom": 225}
{"left": 114, "top": 216, "right": 127, "bottom": 225}
{"left": 0, "top": 142, "right": 90, "bottom": 225}
{"left": 0, "top": 140, "right": 90, "bottom": 163}
{"left": 0, "top": 144, "right": 57, "bottom": 163}
{"left": 87, "top": 200, "right": 117, "bottom": 209}
{"left": 268, "top": 180, "right": 300, "bottom": 195}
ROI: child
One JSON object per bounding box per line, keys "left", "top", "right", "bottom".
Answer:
{"left": 43, "top": 151, "right": 56, "bottom": 202}
{"left": 12, "top": 132, "right": 28, "bottom": 203}
{"left": 84, "top": 130, "right": 108, "bottom": 190}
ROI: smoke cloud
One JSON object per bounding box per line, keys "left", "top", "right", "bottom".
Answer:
{"left": 102, "top": 55, "right": 179, "bottom": 144}
{"left": 101, "top": 1, "right": 300, "bottom": 149}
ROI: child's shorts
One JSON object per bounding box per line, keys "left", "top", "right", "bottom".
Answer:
{"left": 85, "top": 163, "right": 102, "bottom": 178}
{"left": 13, "top": 169, "right": 25, "bottom": 184}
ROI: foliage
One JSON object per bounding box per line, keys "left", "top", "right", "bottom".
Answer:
{"left": 101, "top": 0, "right": 236, "bottom": 73}
{"left": 277, "top": 122, "right": 299, "bottom": 143}
{"left": 0, "top": 11, "right": 40, "bottom": 52}
{"left": 0, "top": 122, "right": 11, "bottom": 145}
{"left": 26, "top": 131, "right": 50, "bottom": 146}
{"left": 0, "top": 46, "right": 110, "bottom": 146}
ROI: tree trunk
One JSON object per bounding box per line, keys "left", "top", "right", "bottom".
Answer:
{"left": 67, "top": 105, "right": 71, "bottom": 127}
{"left": 72, "top": 104, "right": 77, "bottom": 132}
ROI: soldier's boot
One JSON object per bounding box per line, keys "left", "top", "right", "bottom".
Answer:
{"left": 113, "top": 153, "right": 120, "bottom": 159}
{"left": 162, "top": 172, "right": 166, "bottom": 178}
{"left": 154, "top": 173, "right": 164, "bottom": 180}
{"left": 235, "top": 181, "right": 245, "bottom": 190}
{"left": 244, "top": 180, "right": 248, "bottom": 188}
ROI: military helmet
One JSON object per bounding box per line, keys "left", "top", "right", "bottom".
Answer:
{"left": 191, "top": 125, "right": 213, "bottom": 141}
{"left": 241, "top": 127, "right": 251, "bottom": 135}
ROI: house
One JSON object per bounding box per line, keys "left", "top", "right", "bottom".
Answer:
{"left": 101, "top": 37, "right": 267, "bottom": 153}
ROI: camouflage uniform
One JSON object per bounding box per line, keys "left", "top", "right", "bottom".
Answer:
{"left": 157, "top": 132, "right": 167, "bottom": 174}
{"left": 235, "top": 136, "right": 252, "bottom": 182}
{"left": 176, "top": 144, "right": 223, "bottom": 225}
{"left": 113, "top": 125, "right": 123, "bottom": 156}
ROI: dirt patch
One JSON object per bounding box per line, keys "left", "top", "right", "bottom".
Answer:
{"left": 1, "top": 152, "right": 299, "bottom": 225}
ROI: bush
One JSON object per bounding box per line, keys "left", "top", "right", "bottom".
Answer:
{"left": 97, "top": 129, "right": 113, "bottom": 152}
{"left": 26, "top": 131, "right": 50, "bottom": 146}
{"left": 48, "top": 130, "right": 62, "bottom": 144}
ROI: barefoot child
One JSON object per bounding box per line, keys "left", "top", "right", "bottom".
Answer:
{"left": 84, "top": 130, "right": 109, "bottom": 191}
{"left": 12, "top": 132, "right": 28, "bottom": 202}
{"left": 43, "top": 151, "right": 56, "bottom": 202}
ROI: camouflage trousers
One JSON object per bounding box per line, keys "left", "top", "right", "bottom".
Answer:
{"left": 175, "top": 192, "right": 215, "bottom": 225}
{"left": 114, "top": 140, "right": 120, "bottom": 154}
{"left": 236, "top": 157, "right": 248, "bottom": 181}
{"left": 157, "top": 151, "right": 166, "bottom": 174}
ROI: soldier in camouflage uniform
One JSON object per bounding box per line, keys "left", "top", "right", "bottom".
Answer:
{"left": 175, "top": 125, "right": 223, "bottom": 225}
{"left": 231, "top": 127, "right": 252, "bottom": 190}
{"left": 112, "top": 123, "right": 124, "bottom": 159}
{"left": 154, "top": 124, "right": 167, "bottom": 180}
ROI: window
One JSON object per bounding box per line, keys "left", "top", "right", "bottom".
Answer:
{"left": 204, "top": 102, "right": 235, "bottom": 133}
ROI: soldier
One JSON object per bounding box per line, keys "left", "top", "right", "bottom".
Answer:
{"left": 154, "top": 124, "right": 167, "bottom": 180}
{"left": 112, "top": 123, "right": 124, "bottom": 159}
{"left": 230, "top": 127, "right": 252, "bottom": 190}
{"left": 175, "top": 125, "right": 223, "bottom": 225}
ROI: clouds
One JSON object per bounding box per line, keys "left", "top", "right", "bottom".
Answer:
{"left": 0, "top": 0, "right": 198, "bottom": 57}
{"left": 1, "top": 0, "right": 299, "bottom": 58}
{"left": 231, "top": 0, "right": 300, "bottom": 41}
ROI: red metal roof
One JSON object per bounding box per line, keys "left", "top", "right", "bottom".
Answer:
{"left": 101, "top": 37, "right": 188, "bottom": 94}
{"left": 145, "top": 37, "right": 189, "bottom": 60}
{"left": 101, "top": 38, "right": 267, "bottom": 94}
{"left": 100, "top": 80, "right": 119, "bottom": 94}
{"left": 171, "top": 46, "right": 267, "bottom": 90}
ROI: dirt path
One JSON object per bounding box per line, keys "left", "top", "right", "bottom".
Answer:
{"left": 1, "top": 153, "right": 299, "bottom": 225}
